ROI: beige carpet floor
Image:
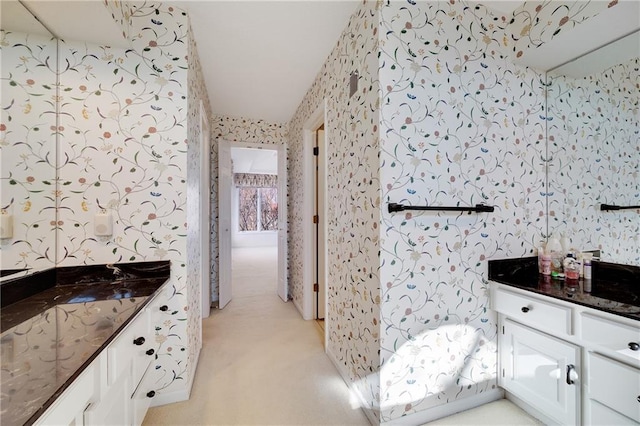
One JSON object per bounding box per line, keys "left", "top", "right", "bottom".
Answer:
{"left": 143, "top": 246, "right": 370, "bottom": 425}
{"left": 144, "top": 247, "right": 542, "bottom": 426}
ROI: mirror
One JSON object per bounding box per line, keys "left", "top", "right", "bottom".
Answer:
{"left": 1, "top": 1, "right": 58, "bottom": 274}
{"left": 546, "top": 30, "right": 640, "bottom": 266}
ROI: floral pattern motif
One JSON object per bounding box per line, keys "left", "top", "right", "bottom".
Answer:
{"left": 377, "top": 1, "right": 549, "bottom": 420}
{"left": 507, "top": 0, "right": 612, "bottom": 62}
{"left": 0, "top": 31, "right": 58, "bottom": 270}
{"left": 289, "top": 0, "right": 612, "bottom": 421}
{"left": 288, "top": 0, "right": 382, "bottom": 416}
{"left": 53, "top": 1, "right": 207, "bottom": 398}
{"left": 547, "top": 58, "right": 639, "bottom": 265}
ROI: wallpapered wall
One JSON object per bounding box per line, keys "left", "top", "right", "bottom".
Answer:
{"left": 547, "top": 57, "right": 639, "bottom": 266}
{"left": 281, "top": 0, "right": 617, "bottom": 422}
{"left": 1, "top": 31, "right": 58, "bottom": 270}
{"left": 375, "top": 0, "right": 615, "bottom": 421}
{"left": 288, "top": 0, "right": 382, "bottom": 415}
{"left": 378, "top": 1, "right": 545, "bottom": 419}
{"left": 2, "top": 0, "right": 207, "bottom": 401}
{"left": 209, "top": 115, "right": 288, "bottom": 302}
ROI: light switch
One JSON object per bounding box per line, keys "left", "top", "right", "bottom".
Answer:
{"left": 94, "top": 209, "right": 113, "bottom": 237}
{"left": 0, "top": 210, "right": 13, "bottom": 239}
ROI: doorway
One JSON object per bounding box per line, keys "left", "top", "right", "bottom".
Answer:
{"left": 303, "top": 102, "right": 328, "bottom": 347}
{"left": 313, "top": 124, "right": 326, "bottom": 324}
{"left": 217, "top": 141, "right": 288, "bottom": 308}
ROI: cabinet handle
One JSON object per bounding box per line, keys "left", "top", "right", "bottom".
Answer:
{"left": 146, "top": 349, "right": 155, "bottom": 356}
{"left": 133, "top": 337, "right": 145, "bottom": 346}
{"left": 628, "top": 342, "right": 640, "bottom": 351}
{"left": 159, "top": 305, "right": 168, "bottom": 312}
{"left": 566, "top": 364, "right": 578, "bottom": 385}
{"left": 521, "top": 306, "right": 530, "bottom": 313}
{"left": 147, "top": 391, "right": 156, "bottom": 398}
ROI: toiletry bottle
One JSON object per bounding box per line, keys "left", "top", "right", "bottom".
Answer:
{"left": 541, "top": 252, "right": 551, "bottom": 275}
{"left": 546, "top": 235, "right": 563, "bottom": 278}
{"left": 564, "top": 256, "right": 579, "bottom": 281}
{"left": 576, "top": 252, "right": 584, "bottom": 278}
{"left": 584, "top": 256, "right": 592, "bottom": 280}
{"left": 536, "top": 241, "right": 546, "bottom": 274}
{"left": 560, "top": 233, "right": 570, "bottom": 256}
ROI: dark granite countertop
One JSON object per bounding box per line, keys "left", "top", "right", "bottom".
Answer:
{"left": 488, "top": 257, "right": 640, "bottom": 321}
{"left": 0, "top": 261, "right": 170, "bottom": 426}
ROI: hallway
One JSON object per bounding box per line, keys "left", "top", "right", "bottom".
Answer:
{"left": 143, "top": 247, "right": 370, "bottom": 425}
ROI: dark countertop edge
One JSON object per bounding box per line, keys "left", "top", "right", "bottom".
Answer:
{"left": 23, "top": 278, "right": 170, "bottom": 426}
{"left": 489, "top": 277, "right": 640, "bottom": 322}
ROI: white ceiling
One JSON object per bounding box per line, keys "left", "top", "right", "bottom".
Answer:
{"left": 184, "top": 1, "right": 360, "bottom": 123}
{"left": 231, "top": 147, "right": 278, "bottom": 174}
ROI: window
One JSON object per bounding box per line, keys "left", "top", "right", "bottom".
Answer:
{"left": 238, "top": 187, "right": 278, "bottom": 232}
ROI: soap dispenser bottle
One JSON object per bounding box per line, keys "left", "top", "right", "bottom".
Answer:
{"left": 546, "top": 235, "right": 563, "bottom": 278}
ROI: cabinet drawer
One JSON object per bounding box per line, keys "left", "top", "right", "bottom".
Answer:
{"left": 107, "top": 309, "right": 152, "bottom": 388}
{"left": 131, "top": 363, "right": 158, "bottom": 426}
{"left": 588, "top": 352, "right": 640, "bottom": 422}
{"left": 581, "top": 313, "right": 640, "bottom": 362}
{"left": 589, "top": 400, "right": 639, "bottom": 425}
{"left": 494, "top": 287, "right": 572, "bottom": 335}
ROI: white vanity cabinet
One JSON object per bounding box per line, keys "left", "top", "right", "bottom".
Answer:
{"left": 501, "top": 317, "right": 581, "bottom": 425}
{"left": 491, "top": 283, "right": 640, "bottom": 425}
{"left": 34, "top": 281, "right": 169, "bottom": 426}
{"left": 33, "top": 363, "right": 98, "bottom": 426}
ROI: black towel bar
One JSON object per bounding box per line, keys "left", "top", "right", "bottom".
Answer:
{"left": 388, "top": 203, "right": 495, "bottom": 213}
{"left": 600, "top": 204, "right": 640, "bottom": 211}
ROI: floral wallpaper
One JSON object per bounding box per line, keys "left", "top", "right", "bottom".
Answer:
{"left": 0, "top": 31, "right": 58, "bottom": 270}
{"left": 288, "top": 0, "right": 382, "bottom": 416}
{"left": 547, "top": 57, "right": 639, "bottom": 265}
{"left": 53, "top": 1, "right": 208, "bottom": 399}
{"left": 209, "top": 115, "right": 288, "bottom": 302}
{"left": 377, "top": 0, "right": 548, "bottom": 420}
{"left": 509, "top": 0, "right": 612, "bottom": 62}
{"left": 286, "top": 0, "right": 612, "bottom": 422}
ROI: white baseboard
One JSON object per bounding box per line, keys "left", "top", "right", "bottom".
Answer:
{"left": 150, "top": 346, "right": 202, "bottom": 408}
{"left": 150, "top": 385, "right": 189, "bottom": 407}
{"left": 381, "top": 388, "right": 504, "bottom": 425}
{"left": 326, "top": 346, "right": 379, "bottom": 426}
{"left": 293, "top": 297, "right": 311, "bottom": 320}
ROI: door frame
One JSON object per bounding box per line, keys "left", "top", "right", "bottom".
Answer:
{"left": 200, "top": 101, "right": 211, "bottom": 319}
{"left": 303, "top": 101, "right": 328, "bottom": 347}
{"left": 218, "top": 140, "right": 288, "bottom": 305}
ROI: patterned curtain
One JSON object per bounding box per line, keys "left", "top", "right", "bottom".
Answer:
{"left": 234, "top": 173, "right": 277, "bottom": 188}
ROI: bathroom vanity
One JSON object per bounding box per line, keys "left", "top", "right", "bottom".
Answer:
{"left": 0, "top": 261, "right": 171, "bottom": 426}
{"left": 489, "top": 257, "right": 640, "bottom": 425}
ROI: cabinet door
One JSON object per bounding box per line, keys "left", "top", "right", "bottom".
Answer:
{"left": 84, "top": 367, "right": 131, "bottom": 426}
{"left": 501, "top": 318, "right": 581, "bottom": 425}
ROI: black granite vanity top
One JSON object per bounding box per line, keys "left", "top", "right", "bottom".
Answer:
{"left": 0, "top": 261, "right": 170, "bottom": 426}
{"left": 488, "top": 257, "right": 640, "bottom": 321}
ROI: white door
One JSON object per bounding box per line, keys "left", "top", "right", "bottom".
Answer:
{"left": 217, "top": 140, "right": 232, "bottom": 309}
{"left": 501, "top": 318, "right": 580, "bottom": 425}
{"left": 276, "top": 143, "right": 288, "bottom": 302}
{"left": 200, "top": 103, "right": 211, "bottom": 318}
